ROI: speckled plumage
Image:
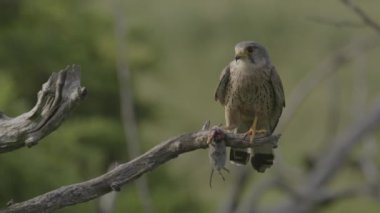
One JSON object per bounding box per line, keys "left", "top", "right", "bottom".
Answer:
{"left": 215, "top": 41, "right": 285, "bottom": 172}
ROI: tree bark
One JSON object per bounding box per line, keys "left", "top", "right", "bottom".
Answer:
{"left": 0, "top": 128, "right": 279, "bottom": 213}
{"left": 0, "top": 65, "right": 86, "bottom": 153}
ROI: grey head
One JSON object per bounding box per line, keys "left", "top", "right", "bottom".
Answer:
{"left": 234, "top": 41, "right": 271, "bottom": 66}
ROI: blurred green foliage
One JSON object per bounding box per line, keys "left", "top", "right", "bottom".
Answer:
{"left": 0, "top": 0, "right": 380, "bottom": 212}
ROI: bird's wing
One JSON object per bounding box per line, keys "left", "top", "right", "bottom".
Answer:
{"left": 269, "top": 66, "right": 285, "bottom": 132}
{"left": 214, "top": 65, "right": 231, "bottom": 105}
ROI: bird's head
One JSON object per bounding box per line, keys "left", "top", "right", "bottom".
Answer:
{"left": 234, "top": 41, "right": 270, "bottom": 66}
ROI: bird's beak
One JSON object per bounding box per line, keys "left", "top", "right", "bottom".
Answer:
{"left": 234, "top": 50, "right": 247, "bottom": 61}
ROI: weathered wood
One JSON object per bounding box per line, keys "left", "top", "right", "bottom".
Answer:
{"left": 0, "top": 127, "right": 279, "bottom": 213}
{"left": 0, "top": 65, "right": 86, "bottom": 153}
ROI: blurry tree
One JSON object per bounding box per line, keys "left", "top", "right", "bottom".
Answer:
{"left": 0, "top": 0, "right": 163, "bottom": 212}
{"left": 1, "top": 0, "right": 380, "bottom": 213}
{"left": 0, "top": 0, "right": 207, "bottom": 212}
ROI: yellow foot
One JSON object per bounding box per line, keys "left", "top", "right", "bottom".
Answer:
{"left": 244, "top": 128, "right": 256, "bottom": 144}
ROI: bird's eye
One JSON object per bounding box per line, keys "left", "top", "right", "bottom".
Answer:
{"left": 246, "top": 46, "right": 254, "bottom": 53}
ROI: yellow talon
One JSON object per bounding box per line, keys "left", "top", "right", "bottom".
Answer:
{"left": 244, "top": 116, "right": 259, "bottom": 144}
{"left": 244, "top": 128, "right": 256, "bottom": 144}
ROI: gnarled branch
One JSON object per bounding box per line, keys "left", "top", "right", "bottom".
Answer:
{"left": 0, "top": 65, "right": 86, "bottom": 153}
{"left": 0, "top": 128, "right": 279, "bottom": 213}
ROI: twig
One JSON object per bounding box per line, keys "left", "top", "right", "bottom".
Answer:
{"left": 0, "top": 128, "right": 279, "bottom": 213}
{"left": 276, "top": 37, "right": 376, "bottom": 133}
{"left": 315, "top": 185, "right": 372, "bottom": 207}
{"left": 0, "top": 65, "right": 86, "bottom": 153}
{"left": 307, "top": 16, "right": 364, "bottom": 28}
{"left": 265, "top": 97, "right": 380, "bottom": 213}
{"left": 351, "top": 42, "right": 369, "bottom": 117}
{"left": 357, "top": 139, "right": 380, "bottom": 198}
{"left": 324, "top": 74, "right": 341, "bottom": 143}
{"left": 341, "top": 0, "right": 380, "bottom": 35}
{"left": 306, "top": 98, "right": 380, "bottom": 191}
{"left": 350, "top": 49, "right": 380, "bottom": 197}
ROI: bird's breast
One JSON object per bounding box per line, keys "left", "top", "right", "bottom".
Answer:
{"left": 228, "top": 65, "right": 273, "bottom": 116}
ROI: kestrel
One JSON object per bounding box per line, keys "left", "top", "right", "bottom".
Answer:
{"left": 214, "top": 41, "right": 285, "bottom": 172}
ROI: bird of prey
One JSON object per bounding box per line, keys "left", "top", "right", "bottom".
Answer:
{"left": 214, "top": 41, "right": 285, "bottom": 172}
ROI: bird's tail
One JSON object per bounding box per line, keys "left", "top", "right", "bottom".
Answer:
{"left": 251, "top": 143, "right": 274, "bottom": 173}
{"left": 229, "top": 148, "right": 250, "bottom": 165}
{"left": 229, "top": 124, "right": 251, "bottom": 165}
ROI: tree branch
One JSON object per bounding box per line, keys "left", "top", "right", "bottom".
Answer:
{"left": 0, "top": 127, "right": 279, "bottom": 213}
{"left": 262, "top": 98, "right": 380, "bottom": 213}
{"left": 341, "top": 0, "right": 380, "bottom": 35}
{"left": 306, "top": 100, "right": 380, "bottom": 190}
{"left": 97, "top": 162, "right": 119, "bottom": 213}
{"left": 307, "top": 16, "right": 364, "bottom": 29}
{"left": 314, "top": 185, "right": 373, "bottom": 207}
{"left": 0, "top": 65, "right": 86, "bottom": 153}
{"left": 276, "top": 37, "right": 377, "bottom": 133}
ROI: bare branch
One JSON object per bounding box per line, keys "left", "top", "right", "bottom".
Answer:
{"left": 305, "top": 99, "right": 380, "bottom": 193}
{"left": 341, "top": 0, "right": 380, "bottom": 35}
{"left": 276, "top": 37, "right": 377, "bottom": 133}
{"left": 0, "top": 127, "right": 279, "bottom": 213}
{"left": 263, "top": 98, "right": 380, "bottom": 213}
{"left": 350, "top": 46, "right": 380, "bottom": 197}
{"left": 97, "top": 162, "right": 119, "bottom": 213}
{"left": 0, "top": 65, "right": 86, "bottom": 153}
{"left": 324, "top": 74, "right": 342, "bottom": 143}
{"left": 307, "top": 16, "right": 364, "bottom": 28}
{"left": 357, "top": 139, "right": 380, "bottom": 198}
{"left": 315, "top": 185, "right": 373, "bottom": 207}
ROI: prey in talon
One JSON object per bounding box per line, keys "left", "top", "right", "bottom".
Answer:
{"left": 207, "top": 128, "right": 230, "bottom": 188}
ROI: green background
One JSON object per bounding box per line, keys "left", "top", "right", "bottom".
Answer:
{"left": 0, "top": 0, "right": 379, "bottom": 212}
